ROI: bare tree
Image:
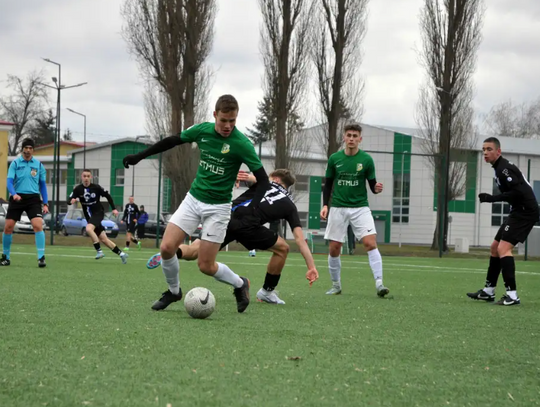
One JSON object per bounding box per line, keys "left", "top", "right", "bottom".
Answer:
{"left": 0, "top": 72, "right": 49, "bottom": 155}
{"left": 122, "top": 0, "right": 216, "bottom": 209}
{"left": 483, "top": 98, "right": 540, "bottom": 138}
{"left": 416, "top": 0, "right": 484, "bottom": 251}
{"left": 258, "top": 0, "right": 311, "bottom": 170}
{"left": 311, "top": 0, "right": 368, "bottom": 157}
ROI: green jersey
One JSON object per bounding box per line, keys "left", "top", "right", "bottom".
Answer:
{"left": 325, "top": 149, "right": 376, "bottom": 208}
{"left": 179, "top": 122, "right": 263, "bottom": 204}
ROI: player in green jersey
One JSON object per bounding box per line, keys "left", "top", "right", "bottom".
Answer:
{"left": 123, "top": 95, "right": 270, "bottom": 313}
{"left": 320, "top": 123, "right": 390, "bottom": 297}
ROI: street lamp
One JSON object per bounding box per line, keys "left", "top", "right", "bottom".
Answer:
{"left": 41, "top": 57, "right": 87, "bottom": 245}
{"left": 66, "top": 108, "right": 87, "bottom": 168}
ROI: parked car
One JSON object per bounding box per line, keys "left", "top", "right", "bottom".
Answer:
{"left": 0, "top": 203, "right": 7, "bottom": 231}
{"left": 62, "top": 208, "right": 119, "bottom": 238}
{"left": 44, "top": 212, "right": 66, "bottom": 234}
{"left": 14, "top": 212, "right": 46, "bottom": 234}
{"left": 145, "top": 212, "right": 167, "bottom": 238}
{"left": 105, "top": 211, "right": 127, "bottom": 234}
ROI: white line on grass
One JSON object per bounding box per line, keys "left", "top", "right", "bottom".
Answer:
{"left": 10, "top": 250, "right": 540, "bottom": 277}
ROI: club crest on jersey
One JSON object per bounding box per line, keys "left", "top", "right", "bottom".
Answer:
{"left": 31, "top": 168, "right": 37, "bottom": 177}
{"left": 221, "top": 143, "right": 230, "bottom": 154}
{"left": 356, "top": 163, "right": 363, "bottom": 172}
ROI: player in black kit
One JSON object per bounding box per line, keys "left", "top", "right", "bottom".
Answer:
{"left": 122, "top": 196, "right": 140, "bottom": 251}
{"left": 69, "top": 169, "right": 128, "bottom": 264}
{"left": 147, "top": 169, "right": 319, "bottom": 309}
{"left": 467, "top": 137, "right": 539, "bottom": 306}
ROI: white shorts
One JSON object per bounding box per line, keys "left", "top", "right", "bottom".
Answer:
{"left": 168, "top": 193, "right": 231, "bottom": 244}
{"left": 324, "top": 207, "right": 376, "bottom": 243}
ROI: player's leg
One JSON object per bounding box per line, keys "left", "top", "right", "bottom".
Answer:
{"left": 125, "top": 230, "right": 132, "bottom": 251}
{"left": 1, "top": 199, "right": 24, "bottom": 266}
{"left": 97, "top": 228, "right": 127, "bottom": 262}
{"left": 85, "top": 223, "right": 104, "bottom": 259}
{"left": 467, "top": 239, "right": 500, "bottom": 302}
{"left": 130, "top": 226, "right": 140, "bottom": 248}
{"left": 26, "top": 198, "right": 46, "bottom": 267}
{"left": 151, "top": 195, "right": 198, "bottom": 310}
{"left": 495, "top": 239, "right": 520, "bottom": 305}
{"left": 324, "top": 208, "right": 348, "bottom": 294}
{"left": 256, "top": 235, "right": 289, "bottom": 305}
{"left": 199, "top": 204, "right": 250, "bottom": 313}
{"left": 351, "top": 207, "right": 389, "bottom": 297}
{"left": 1, "top": 218, "right": 17, "bottom": 266}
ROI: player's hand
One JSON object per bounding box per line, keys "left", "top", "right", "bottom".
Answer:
{"left": 306, "top": 268, "right": 319, "bottom": 286}
{"left": 236, "top": 171, "right": 255, "bottom": 184}
{"left": 478, "top": 193, "right": 494, "bottom": 203}
{"left": 13, "top": 194, "right": 22, "bottom": 201}
{"left": 42, "top": 204, "right": 49, "bottom": 214}
{"left": 123, "top": 154, "right": 141, "bottom": 169}
{"left": 320, "top": 205, "right": 329, "bottom": 220}
{"left": 375, "top": 182, "right": 384, "bottom": 194}
{"left": 112, "top": 209, "right": 119, "bottom": 216}
{"left": 70, "top": 198, "right": 77, "bottom": 205}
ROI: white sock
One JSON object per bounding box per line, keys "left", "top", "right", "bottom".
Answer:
{"left": 328, "top": 255, "right": 341, "bottom": 286}
{"left": 483, "top": 287, "right": 495, "bottom": 295}
{"left": 161, "top": 256, "right": 180, "bottom": 295}
{"left": 506, "top": 290, "right": 518, "bottom": 300}
{"left": 368, "top": 248, "right": 383, "bottom": 287}
{"left": 214, "top": 262, "right": 243, "bottom": 288}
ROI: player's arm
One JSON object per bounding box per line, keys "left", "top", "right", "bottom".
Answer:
{"left": 366, "top": 157, "right": 383, "bottom": 194}
{"left": 292, "top": 226, "right": 319, "bottom": 285}
{"left": 321, "top": 156, "right": 335, "bottom": 220}
{"left": 479, "top": 167, "right": 522, "bottom": 203}
{"left": 122, "top": 204, "right": 128, "bottom": 222}
{"left": 68, "top": 186, "right": 80, "bottom": 205}
{"left": 241, "top": 142, "right": 270, "bottom": 208}
{"left": 38, "top": 163, "right": 49, "bottom": 211}
{"left": 122, "top": 125, "right": 201, "bottom": 168}
{"left": 100, "top": 186, "right": 117, "bottom": 211}
{"left": 6, "top": 161, "right": 18, "bottom": 198}
{"left": 134, "top": 204, "right": 140, "bottom": 222}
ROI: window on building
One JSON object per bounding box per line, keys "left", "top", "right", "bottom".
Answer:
{"left": 294, "top": 175, "right": 309, "bottom": 192}
{"left": 46, "top": 169, "right": 67, "bottom": 185}
{"left": 115, "top": 168, "right": 125, "bottom": 186}
{"left": 74, "top": 169, "right": 99, "bottom": 185}
{"left": 491, "top": 181, "right": 510, "bottom": 226}
{"left": 392, "top": 173, "right": 410, "bottom": 223}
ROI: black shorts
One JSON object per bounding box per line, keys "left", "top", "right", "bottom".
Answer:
{"left": 220, "top": 208, "right": 278, "bottom": 251}
{"left": 6, "top": 194, "right": 43, "bottom": 221}
{"left": 87, "top": 212, "right": 105, "bottom": 236}
{"left": 495, "top": 212, "right": 539, "bottom": 246}
{"left": 127, "top": 221, "right": 137, "bottom": 234}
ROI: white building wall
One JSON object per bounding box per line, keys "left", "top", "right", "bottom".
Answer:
{"left": 124, "top": 159, "right": 164, "bottom": 213}
{"left": 75, "top": 146, "right": 112, "bottom": 190}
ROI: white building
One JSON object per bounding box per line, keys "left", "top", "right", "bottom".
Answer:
{"left": 247, "top": 123, "right": 540, "bottom": 247}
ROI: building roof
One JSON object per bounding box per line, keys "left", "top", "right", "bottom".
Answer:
{"left": 0, "top": 120, "right": 15, "bottom": 126}
{"left": 67, "top": 137, "right": 153, "bottom": 156}
{"left": 8, "top": 155, "right": 71, "bottom": 164}
{"left": 34, "top": 141, "right": 96, "bottom": 150}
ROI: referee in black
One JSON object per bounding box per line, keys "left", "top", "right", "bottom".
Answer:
{"left": 467, "top": 137, "right": 539, "bottom": 306}
{"left": 1, "top": 138, "right": 48, "bottom": 267}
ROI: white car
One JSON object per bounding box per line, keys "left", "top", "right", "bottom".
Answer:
{"left": 14, "top": 212, "right": 46, "bottom": 234}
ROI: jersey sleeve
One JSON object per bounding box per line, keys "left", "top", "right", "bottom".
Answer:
{"left": 39, "top": 163, "right": 47, "bottom": 182}
{"left": 325, "top": 155, "right": 335, "bottom": 178}
{"left": 179, "top": 123, "right": 203, "bottom": 143}
{"left": 241, "top": 140, "right": 263, "bottom": 172}
{"left": 286, "top": 206, "right": 303, "bottom": 230}
{"left": 7, "top": 161, "right": 17, "bottom": 179}
{"left": 365, "top": 155, "right": 376, "bottom": 180}
{"left": 502, "top": 165, "right": 523, "bottom": 188}
{"left": 69, "top": 185, "right": 80, "bottom": 200}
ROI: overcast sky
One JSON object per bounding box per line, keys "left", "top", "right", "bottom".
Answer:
{"left": 1, "top": 0, "right": 539, "bottom": 143}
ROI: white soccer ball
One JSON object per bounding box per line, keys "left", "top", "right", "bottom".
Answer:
{"left": 184, "top": 287, "right": 216, "bottom": 319}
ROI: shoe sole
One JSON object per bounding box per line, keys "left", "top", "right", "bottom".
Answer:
{"left": 237, "top": 278, "right": 250, "bottom": 313}
{"left": 326, "top": 290, "right": 342, "bottom": 295}
{"left": 467, "top": 294, "right": 495, "bottom": 302}
{"left": 256, "top": 297, "right": 285, "bottom": 305}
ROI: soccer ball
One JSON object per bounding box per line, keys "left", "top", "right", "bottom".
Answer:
{"left": 184, "top": 287, "right": 216, "bottom": 319}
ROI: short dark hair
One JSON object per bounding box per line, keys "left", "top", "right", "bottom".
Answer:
{"left": 343, "top": 123, "right": 362, "bottom": 134}
{"left": 82, "top": 169, "right": 92, "bottom": 174}
{"left": 483, "top": 137, "right": 500, "bottom": 149}
{"left": 270, "top": 169, "right": 296, "bottom": 189}
{"left": 215, "top": 95, "right": 239, "bottom": 113}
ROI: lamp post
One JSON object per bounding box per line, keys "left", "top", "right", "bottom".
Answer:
{"left": 66, "top": 108, "right": 87, "bottom": 168}
{"left": 41, "top": 58, "right": 87, "bottom": 245}
{"left": 436, "top": 86, "right": 452, "bottom": 255}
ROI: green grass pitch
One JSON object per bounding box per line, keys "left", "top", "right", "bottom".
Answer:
{"left": 1, "top": 245, "right": 539, "bottom": 407}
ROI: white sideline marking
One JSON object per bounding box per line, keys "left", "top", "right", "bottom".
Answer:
{"left": 10, "top": 250, "right": 540, "bottom": 276}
